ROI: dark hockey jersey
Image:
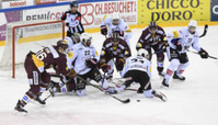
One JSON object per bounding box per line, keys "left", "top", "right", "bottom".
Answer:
{"left": 137, "top": 26, "right": 166, "bottom": 49}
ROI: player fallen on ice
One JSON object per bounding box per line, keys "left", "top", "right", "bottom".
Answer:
{"left": 115, "top": 49, "right": 167, "bottom": 101}
{"left": 99, "top": 32, "right": 131, "bottom": 80}
{"left": 14, "top": 40, "right": 76, "bottom": 113}
{"left": 136, "top": 21, "right": 167, "bottom": 76}
{"left": 100, "top": 12, "right": 132, "bottom": 46}
{"left": 59, "top": 1, "right": 84, "bottom": 36}
{"left": 67, "top": 33, "right": 116, "bottom": 96}
{"left": 162, "top": 20, "right": 209, "bottom": 88}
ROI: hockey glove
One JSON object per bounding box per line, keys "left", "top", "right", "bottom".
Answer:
{"left": 100, "top": 63, "right": 110, "bottom": 73}
{"left": 198, "top": 48, "right": 208, "bottom": 59}
{"left": 67, "top": 69, "right": 77, "bottom": 78}
{"left": 175, "top": 41, "right": 182, "bottom": 51}
{"left": 86, "top": 58, "right": 98, "bottom": 68}
{"left": 116, "top": 58, "right": 125, "bottom": 71}
{"left": 100, "top": 25, "right": 108, "bottom": 35}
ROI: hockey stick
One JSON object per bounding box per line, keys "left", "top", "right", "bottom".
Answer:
{"left": 76, "top": 75, "right": 130, "bottom": 104}
{"left": 187, "top": 50, "right": 218, "bottom": 60}
{"left": 199, "top": 24, "right": 208, "bottom": 38}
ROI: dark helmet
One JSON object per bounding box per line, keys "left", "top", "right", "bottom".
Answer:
{"left": 149, "top": 21, "right": 158, "bottom": 31}
{"left": 111, "top": 32, "right": 119, "bottom": 42}
{"left": 70, "top": 1, "right": 79, "bottom": 8}
{"left": 57, "top": 40, "right": 68, "bottom": 52}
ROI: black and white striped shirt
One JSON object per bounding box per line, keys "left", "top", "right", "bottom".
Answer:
{"left": 61, "top": 11, "right": 84, "bottom": 35}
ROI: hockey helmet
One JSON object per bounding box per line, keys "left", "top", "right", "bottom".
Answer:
{"left": 149, "top": 21, "right": 158, "bottom": 33}
{"left": 137, "top": 48, "right": 149, "bottom": 59}
{"left": 188, "top": 20, "right": 197, "bottom": 34}
{"left": 57, "top": 40, "right": 69, "bottom": 54}
{"left": 112, "top": 12, "right": 120, "bottom": 25}
{"left": 70, "top": 1, "right": 79, "bottom": 8}
{"left": 71, "top": 32, "right": 81, "bottom": 43}
{"left": 80, "top": 33, "right": 92, "bottom": 47}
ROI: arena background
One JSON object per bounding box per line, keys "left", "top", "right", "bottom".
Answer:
{"left": 0, "top": 0, "right": 218, "bottom": 46}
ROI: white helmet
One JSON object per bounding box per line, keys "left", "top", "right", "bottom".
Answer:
{"left": 111, "top": 12, "right": 120, "bottom": 21}
{"left": 137, "top": 48, "right": 149, "bottom": 58}
{"left": 188, "top": 20, "right": 197, "bottom": 28}
{"left": 80, "top": 33, "right": 92, "bottom": 46}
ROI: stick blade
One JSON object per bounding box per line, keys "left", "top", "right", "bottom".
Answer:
{"left": 122, "top": 99, "right": 131, "bottom": 103}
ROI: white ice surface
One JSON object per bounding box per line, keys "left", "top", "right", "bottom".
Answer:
{"left": 0, "top": 26, "right": 218, "bottom": 125}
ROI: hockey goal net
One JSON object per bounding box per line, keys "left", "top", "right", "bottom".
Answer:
{"left": 0, "top": 20, "right": 65, "bottom": 78}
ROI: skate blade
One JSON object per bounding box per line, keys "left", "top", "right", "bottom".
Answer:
{"left": 161, "top": 85, "right": 169, "bottom": 90}
{"left": 13, "top": 110, "right": 27, "bottom": 116}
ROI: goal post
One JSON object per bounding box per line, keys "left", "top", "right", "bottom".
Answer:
{"left": 0, "top": 20, "right": 65, "bottom": 78}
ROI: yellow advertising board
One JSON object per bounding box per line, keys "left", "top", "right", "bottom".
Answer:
{"left": 138, "top": 0, "right": 210, "bottom": 24}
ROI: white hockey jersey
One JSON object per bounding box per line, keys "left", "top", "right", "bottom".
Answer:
{"left": 167, "top": 27, "right": 201, "bottom": 53}
{"left": 102, "top": 16, "right": 129, "bottom": 35}
{"left": 67, "top": 43, "right": 99, "bottom": 75}
{"left": 121, "top": 56, "right": 152, "bottom": 78}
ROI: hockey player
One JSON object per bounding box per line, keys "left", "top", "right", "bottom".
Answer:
{"left": 64, "top": 32, "right": 81, "bottom": 49}
{"left": 99, "top": 32, "right": 131, "bottom": 79}
{"left": 67, "top": 33, "right": 116, "bottom": 96}
{"left": 136, "top": 21, "right": 166, "bottom": 76}
{"left": 59, "top": 1, "right": 84, "bottom": 36}
{"left": 100, "top": 12, "right": 132, "bottom": 46}
{"left": 115, "top": 48, "right": 167, "bottom": 101}
{"left": 162, "top": 20, "right": 209, "bottom": 88}
{"left": 14, "top": 40, "right": 76, "bottom": 113}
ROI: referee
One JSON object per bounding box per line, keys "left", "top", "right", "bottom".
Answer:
{"left": 59, "top": 1, "right": 85, "bottom": 37}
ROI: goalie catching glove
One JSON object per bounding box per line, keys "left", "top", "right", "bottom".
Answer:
{"left": 198, "top": 48, "right": 208, "bottom": 59}
{"left": 100, "top": 62, "right": 110, "bottom": 73}
{"left": 67, "top": 69, "right": 77, "bottom": 78}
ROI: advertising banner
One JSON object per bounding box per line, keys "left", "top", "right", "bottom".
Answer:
{"left": 23, "top": 5, "right": 68, "bottom": 21}
{"left": 36, "top": 0, "right": 57, "bottom": 5}
{"left": 79, "top": 0, "right": 138, "bottom": 29}
{"left": 211, "top": 0, "right": 218, "bottom": 21}
{"left": 138, "top": 0, "right": 210, "bottom": 24}
{"left": 0, "top": 11, "right": 20, "bottom": 46}
{"left": 23, "top": 0, "right": 138, "bottom": 29}
{"left": 2, "top": 0, "right": 34, "bottom": 9}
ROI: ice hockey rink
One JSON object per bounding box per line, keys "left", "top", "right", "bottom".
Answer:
{"left": 0, "top": 26, "right": 218, "bottom": 125}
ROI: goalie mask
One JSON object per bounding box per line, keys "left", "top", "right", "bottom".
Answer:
{"left": 80, "top": 33, "right": 92, "bottom": 47}
{"left": 71, "top": 32, "right": 81, "bottom": 43}
{"left": 57, "top": 40, "right": 69, "bottom": 54}
{"left": 111, "top": 32, "right": 120, "bottom": 46}
{"left": 149, "top": 21, "right": 158, "bottom": 34}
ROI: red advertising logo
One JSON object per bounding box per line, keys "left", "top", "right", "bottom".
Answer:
{"left": 79, "top": 1, "right": 137, "bottom": 26}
